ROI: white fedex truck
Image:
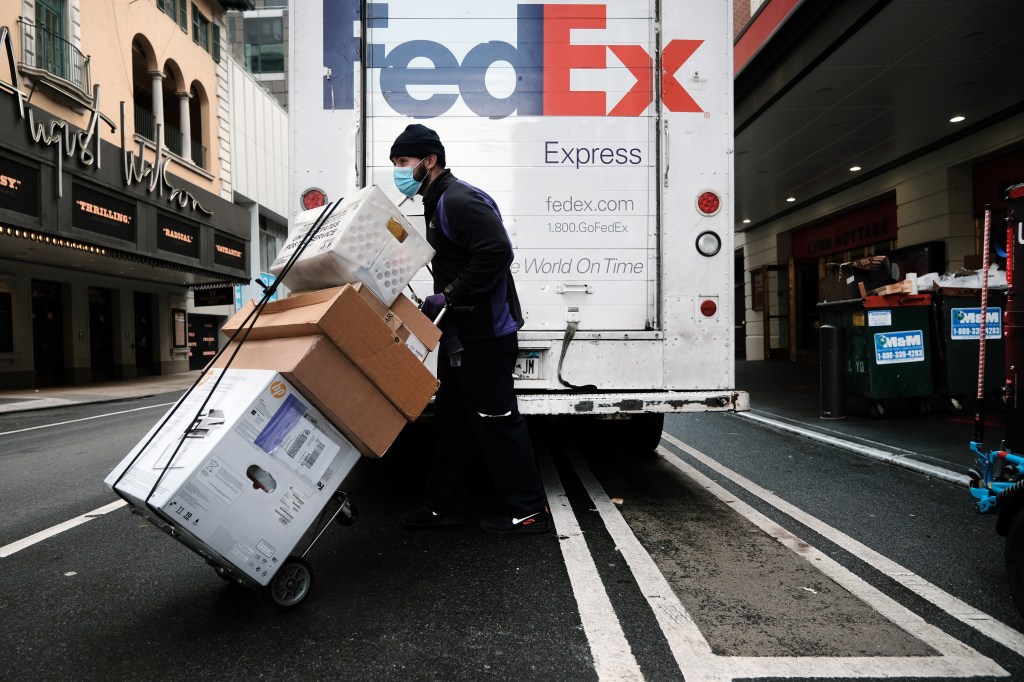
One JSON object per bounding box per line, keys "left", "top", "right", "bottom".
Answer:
{"left": 288, "top": 0, "right": 747, "bottom": 447}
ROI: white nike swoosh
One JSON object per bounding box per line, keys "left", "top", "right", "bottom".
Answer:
{"left": 511, "top": 512, "right": 540, "bottom": 525}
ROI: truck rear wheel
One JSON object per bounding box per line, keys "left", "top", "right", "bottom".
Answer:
{"left": 622, "top": 413, "right": 665, "bottom": 454}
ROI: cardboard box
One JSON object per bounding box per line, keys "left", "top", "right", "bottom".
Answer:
{"left": 222, "top": 285, "right": 440, "bottom": 419}
{"left": 211, "top": 334, "right": 406, "bottom": 457}
{"left": 105, "top": 369, "right": 361, "bottom": 586}
{"left": 270, "top": 185, "right": 434, "bottom": 305}
{"left": 388, "top": 291, "right": 444, "bottom": 360}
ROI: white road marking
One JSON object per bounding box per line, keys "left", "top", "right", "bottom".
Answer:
{"left": 559, "top": 434, "right": 1007, "bottom": 680}
{"left": 0, "top": 500, "right": 127, "bottom": 558}
{"left": 654, "top": 438, "right": 1007, "bottom": 679}
{"left": 662, "top": 431, "right": 1024, "bottom": 657}
{"left": 737, "top": 411, "right": 970, "bottom": 487}
{"left": 0, "top": 402, "right": 174, "bottom": 437}
{"left": 563, "top": 448, "right": 715, "bottom": 671}
{"left": 539, "top": 454, "right": 644, "bottom": 681}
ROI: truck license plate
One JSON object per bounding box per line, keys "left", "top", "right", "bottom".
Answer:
{"left": 515, "top": 351, "right": 541, "bottom": 379}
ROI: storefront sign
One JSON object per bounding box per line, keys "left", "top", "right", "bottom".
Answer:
{"left": 187, "top": 314, "right": 220, "bottom": 371}
{"left": 951, "top": 307, "right": 1002, "bottom": 340}
{"left": 194, "top": 286, "right": 234, "bottom": 306}
{"left": 214, "top": 233, "right": 246, "bottom": 269}
{"left": 873, "top": 330, "right": 925, "bottom": 365}
{"left": 791, "top": 197, "right": 897, "bottom": 259}
{"left": 121, "top": 104, "right": 212, "bottom": 217}
{"left": 0, "top": 27, "right": 212, "bottom": 218}
{"left": 0, "top": 155, "right": 39, "bottom": 217}
{"left": 157, "top": 216, "right": 200, "bottom": 259}
{"left": 0, "top": 27, "right": 114, "bottom": 198}
{"left": 72, "top": 184, "right": 136, "bottom": 241}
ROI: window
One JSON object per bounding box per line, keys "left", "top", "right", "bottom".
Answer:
{"left": 259, "top": 215, "right": 287, "bottom": 274}
{"left": 243, "top": 16, "right": 284, "bottom": 73}
{"left": 35, "top": 0, "right": 66, "bottom": 79}
{"left": 192, "top": 4, "right": 210, "bottom": 52}
{"left": 212, "top": 24, "right": 221, "bottom": 63}
{"left": 157, "top": 0, "right": 175, "bottom": 21}
{"left": 156, "top": 0, "right": 188, "bottom": 32}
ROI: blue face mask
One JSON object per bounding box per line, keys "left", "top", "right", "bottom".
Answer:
{"left": 393, "top": 159, "right": 425, "bottom": 197}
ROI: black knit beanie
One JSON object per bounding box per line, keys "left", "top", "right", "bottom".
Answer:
{"left": 390, "top": 124, "right": 446, "bottom": 167}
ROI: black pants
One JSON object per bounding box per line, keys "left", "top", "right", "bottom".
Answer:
{"left": 427, "top": 333, "right": 546, "bottom": 517}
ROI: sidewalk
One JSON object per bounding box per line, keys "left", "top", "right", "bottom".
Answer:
{"left": 0, "top": 362, "right": 986, "bottom": 483}
{"left": 0, "top": 371, "right": 202, "bottom": 414}
{"left": 735, "top": 360, "right": 986, "bottom": 484}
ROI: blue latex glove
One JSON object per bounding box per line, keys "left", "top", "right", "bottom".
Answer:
{"left": 420, "top": 292, "right": 447, "bottom": 320}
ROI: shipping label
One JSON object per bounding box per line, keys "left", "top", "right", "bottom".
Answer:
{"left": 251, "top": 394, "right": 341, "bottom": 486}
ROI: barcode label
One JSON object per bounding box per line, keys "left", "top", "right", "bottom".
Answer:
{"left": 284, "top": 430, "right": 310, "bottom": 460}
{"left": 301, "top": 442, "right": 325, "bottom": 470}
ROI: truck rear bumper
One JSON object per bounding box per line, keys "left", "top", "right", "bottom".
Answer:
{"left": 515, "top": 390, "right": 750, "bottom": 416}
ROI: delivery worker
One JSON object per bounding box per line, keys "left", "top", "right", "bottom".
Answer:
{"left": 390, "top": 123, "right": 549, "bottom": 535}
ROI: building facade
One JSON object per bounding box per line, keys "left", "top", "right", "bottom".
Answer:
{"left": 225, "top": 0, "right": 287, "bottom": 109}
{"left": 0, "top": 0, "right": 252, "bottom": 388}
{"left": 733, "top": 0, "right": 1024, "bottom": 362}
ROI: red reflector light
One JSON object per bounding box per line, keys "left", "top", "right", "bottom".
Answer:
{"left": 696, "top": 191, "right": 721, "bottom": 216}
{"left": 301, "top": 188, "right": 327, "bottom": 210}
{"left": 700, "top": 299, "right": 718, "bottom": 317}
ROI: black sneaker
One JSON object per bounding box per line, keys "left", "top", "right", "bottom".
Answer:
{"left": 480, "top": 509, "right": 551, "bottom": 535}
{"left": 400, "top": 506, "right": 468, "bottom": 529}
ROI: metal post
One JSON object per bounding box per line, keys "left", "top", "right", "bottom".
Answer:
{"left": 820, "top": 324, "right": 846, "bottom": 419}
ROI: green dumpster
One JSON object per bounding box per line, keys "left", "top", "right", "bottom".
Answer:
{"left": 818, "top": 294, "right": 934, "bottom": 418}
{"left": 931, "top": 287, "right": 1005, "bottom": 411}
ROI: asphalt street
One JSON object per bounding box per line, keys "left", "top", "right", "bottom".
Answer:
{"left": 1, "top": 390, "right": 1022, "bottom": 681}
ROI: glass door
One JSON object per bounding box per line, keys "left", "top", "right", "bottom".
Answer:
{"left": 761, "top": 264, "right": 791, "bottom": 360}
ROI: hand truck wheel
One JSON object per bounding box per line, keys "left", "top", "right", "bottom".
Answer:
{"left": 262, "top": 556, "right": 313, "bottom": 609}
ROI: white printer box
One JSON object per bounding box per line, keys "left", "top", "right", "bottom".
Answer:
{"left": 270, "top": 185, "right": 434, "bottom": 305}
{"left": 105, "top": 368, "right": 360, "bottom": 586}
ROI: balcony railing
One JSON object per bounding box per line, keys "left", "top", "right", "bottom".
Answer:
{"left": 191, "top": 140, "right": 207, "bottom": 170}
{"left": 18, "top": 18, "right": 90, "bottom": 93}
{"left": 133, "top": 104, "right": 207, "bottom": 170}
{"left": 134, "top": 105, "right": 156, "bottom": 142}
{"left": 165, "top": 124, "right": 184, "bottom": 157}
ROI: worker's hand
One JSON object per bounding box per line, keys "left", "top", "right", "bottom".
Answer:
{"left": 420, "top": 293, "right": 448, "bottom": 319}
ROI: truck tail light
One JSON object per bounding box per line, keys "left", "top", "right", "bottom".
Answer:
{"left": 700, "top": 299, "right": 718, "bottom": 317}
{"left": 696, "top": 191, "right": 721, "bottom": 216}
{"left": 695, "top": 231, "right": 721, "bottom": 257}
{"left": 301, "top": 187, "right": 327, "bottom": 210}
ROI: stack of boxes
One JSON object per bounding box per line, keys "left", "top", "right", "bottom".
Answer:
{"left": 217, "top": 282, "right": 441, "bottom": 456}
{"left": 106, "top": 186, "right": 437, "bottom": 584}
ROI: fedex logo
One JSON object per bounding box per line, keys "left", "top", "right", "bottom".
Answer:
{"left": 324, "top": 0, "right": 704, "bottom": 118}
